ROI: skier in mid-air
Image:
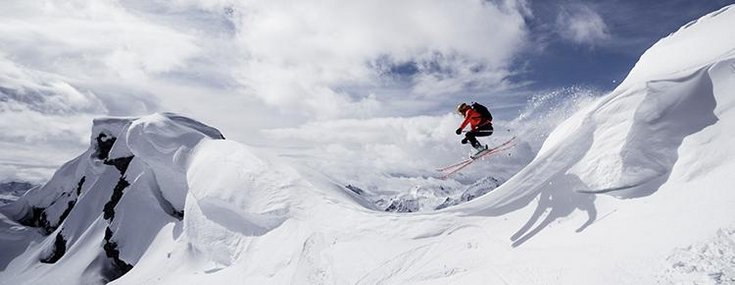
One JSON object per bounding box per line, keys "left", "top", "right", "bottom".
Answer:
{"left": 455, "top": 102, "right": 493, "bottom": 155}
{"left": 438, "top": 102, "right": 513, "bottom": 177}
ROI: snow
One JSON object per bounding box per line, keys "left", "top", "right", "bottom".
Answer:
{"left": 0, "top": 113, "right": 224, "bottom": 284}
{"left": 126, "top": 113, "right": 225, "bottom": 211}
{"left": 1, "top": 4, "right": 735, "bottom": 285}
{"left": 620, "top": 5, "right": 735, "bottom": 90}
{"left": 661, "top": 226, "right": 735, "bottom": 284}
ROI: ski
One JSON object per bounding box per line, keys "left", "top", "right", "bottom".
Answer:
{"left": 471, "top": 137, "right": 516, "bottom": 159}
{"left": 436, "top": 137, "right": 513, "bottom": 172}
{"left": 437, "top": 136, "right": 516, "bottom": 179}
{"left": 436, "top": 136, "right": 517, "bottom": 172}
{"left": 436, "top": 157, "right": 473, "bottom": 172}
{"left": 439, "top": 143, "right": 514, "bottom": 179}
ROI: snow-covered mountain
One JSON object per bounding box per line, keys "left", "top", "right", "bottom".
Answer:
{"left": 0, "top": 113, "right": 224, "bottom": 283}
{"left": 2, "top": 4, "right": 735, "bottom": 285}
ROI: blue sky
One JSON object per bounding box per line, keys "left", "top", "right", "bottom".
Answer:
{"left": 519, "top": 0, "right": 734, "bottom": 90}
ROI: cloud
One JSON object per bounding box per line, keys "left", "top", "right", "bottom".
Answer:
{"left": 260, "top": 85, "right": 601, "bottom": 196}
{"left": 0, "top": 1, "right": 201, "bottom": 81}
{"left": 555, "top": 3, "right": 611, "bottom": 46}
{"left": 0, "top": 54, "right": 105, "bottom": 114}
{"left": 262, "top": 114, "right": 479, "bottom": 187}
{"left": 0, "top": 0, "right": 534, "bottom": 120}
{"left": 0, "top": 52, "right": 119, "bottom": 182}
{"left": 0, "top": 0, "right": 187, "bottom": 180}
{"left": 181, "top": 0, "right": 532, "bottom": 118}
{"left": 0, "top": 0, "right": 535, "bottom": 182}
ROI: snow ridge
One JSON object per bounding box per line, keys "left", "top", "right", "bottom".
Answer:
{"left": 0, "top": 113, "right": 224, "bottom": 284}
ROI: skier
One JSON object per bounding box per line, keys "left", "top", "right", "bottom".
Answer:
{"left": 455, "top": 102, "right": 493, "bottom": 155}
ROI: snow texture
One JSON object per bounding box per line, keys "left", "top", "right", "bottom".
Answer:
{"left": 660, "top": 226, "right": 735, "bottom": 284}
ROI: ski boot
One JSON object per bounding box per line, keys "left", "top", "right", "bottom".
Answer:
{"left": 470, "top": 143, "right": 488, "bottom": 159}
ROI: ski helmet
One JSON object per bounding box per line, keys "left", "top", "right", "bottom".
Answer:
{"left": 456, "top": 103, "right": 470, "bottom": 114}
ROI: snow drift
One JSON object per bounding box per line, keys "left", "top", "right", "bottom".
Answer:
{"left": 1, "top": 4, "right": 735, "bottom": 285}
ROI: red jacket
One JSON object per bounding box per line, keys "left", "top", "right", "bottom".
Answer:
{"left": 459, "top": 109, "right": 492, "bottom": 131}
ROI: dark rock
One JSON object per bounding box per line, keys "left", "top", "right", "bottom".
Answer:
{"left": 18, "top": 206, "right": 53, "bottom": 235}
{"left": 102, "top": 227, "right": 133, "bottom": 282}
{"left": 104, "top": 156, "right": 134, "bottom": 174}
{"left": 40, "top": 232, "right": 66, "bottom": 263}
{"left": 384, "top": 198, "right": 419, "bottom": 213}
{"left": 345, "top": 184, "right": 364, "bottom": 195}
{"left": 95, "top": 133, "right": 117, "bottom": 160}
{"left": 76, "top": 176, "right": 86, "bottom": 196}
{"left": 172, "top": 209, "right": 184, "bottom": 220}
{"left": 103, "top": 178, "right": 130, "bottom": 221}
{"left": 435, "top": 197, "right": 457, "bottom": 210}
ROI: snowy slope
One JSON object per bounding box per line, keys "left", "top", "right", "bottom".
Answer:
{"left": 0, "top": 113, "right": 225, "bottom": 284}
{"left": 2, "top": 4, "right": 735, "bottom": 285}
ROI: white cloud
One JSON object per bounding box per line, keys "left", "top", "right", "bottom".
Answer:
{"left": 0, "top": 0, "right": 189, "bottom": 181}
{"left": 0, "top": 1, "right": 201, "bottom": 80}
{"left": 256, "top": 84, "right": 601, "bottom": 201}
{"left": 0, "top": 0, "right": 534, "bottom": 120}
{"left": 0, "top": 0, "right": 534, "bottom": 182}
{"left": 0, "top": 55, "right": 105, "bottom": 114}
{"left": 195, "top": 0, "right": 531, "bottom": 118}
{"left": 555, "top": 3, "right": 611, "bottom": 46}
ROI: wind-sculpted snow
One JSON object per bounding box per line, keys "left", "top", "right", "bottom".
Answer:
{"left": 455, "top": 43, "right": 735, "bottom": 252}
{"left": 569, "top": 67, "right": 717, "bottom": 197}
{"left": 620, "top": 5, "right": 735, "bottom": 89}
{"left": 0, "top": 113, "right": 225, "bottom": 284}
{"left": 126, "top": 113, "right": 225, "bottom": 212}
{"left": 458, "top": 5, "right": 735, "bottom": 214}
{"left": 183, "top": 140, "right": 292, "bottom": 265}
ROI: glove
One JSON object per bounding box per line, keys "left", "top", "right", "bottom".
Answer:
{"left": 455, "top": 128, "right": 462, "bottom": 135}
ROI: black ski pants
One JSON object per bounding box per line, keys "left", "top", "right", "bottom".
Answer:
{"left": 462, "top": 124, "right": 493, "bottom": 148}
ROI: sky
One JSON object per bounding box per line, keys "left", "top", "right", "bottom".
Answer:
{"left": 0, "top": 0, "right": 733, "bottom": 182}
{"left": 521, "top": 0, "right": 735, "bottom": 90}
